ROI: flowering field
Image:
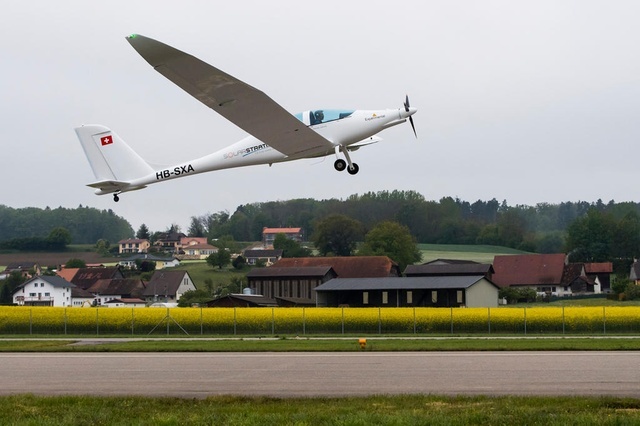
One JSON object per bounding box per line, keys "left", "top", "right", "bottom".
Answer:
{"left": 1, "top": 306, "right": 640, "bottom": 335}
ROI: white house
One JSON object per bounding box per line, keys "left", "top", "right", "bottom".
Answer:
{"left": 13, "top": 276, "right": 75, "bottom": 307}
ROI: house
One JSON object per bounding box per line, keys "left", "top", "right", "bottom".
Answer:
{"left": 103, "top": 298, "right": 147, "bottom": 308}
{"left": 206, "top": 293, "right": 279, "bottom": 308}
{"left": 246, "top": 266, "right": 337, "bottom": 304}
{"left": 262, "top": 227, "right": 303, "bottom": 248}
{"left": 142, "top": 270, "right": 196, "bottom": 303}
{"left": 314, "top": 276, "right": 499, "bottom": 307}
{"left": 154, "top": 231, "right": 187, "bottom": 253}
{"left": 630, "top": 261, "right": 640, "bottom": 285}
{"left": 13, "top": 275, "right": 75, "bottom": 307}
{"left": 71, "top": 286, "right": 95, "bottom": 307}
{"left": 118, "top": 238, "right": 150, "bottom": 254}
{"left": 585, "top": 262, "right": 613, "bottom": 292}
{"left": 180, "top": 243, "right": 218, "bottom": 260}
{"left": 179, "top": 237, "right": 208, "bottom": 249}
{"left": 87, "top": 278, "right": 146, "bottom": 306}
{"left": 1, "top": 262, "right": 42, "bottom": 280}
{"left": 118, "top": 253, "right": 180, "bottom": 269}
{"left": 492, "top": 254, "right": 569, "bottom": 296}
{"left": 243, "top": 249, "right": 283, "bottom": 266}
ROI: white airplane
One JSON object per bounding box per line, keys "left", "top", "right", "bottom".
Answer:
{"left": 75, "top": 34, "right": 417, "bottom": 202}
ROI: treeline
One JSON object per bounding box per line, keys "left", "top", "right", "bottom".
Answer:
{"left": 0, "top": 205, "right": 133, "bottom": 245}
{"left": 186, "top": 191, "right": 640, "bottom": 254}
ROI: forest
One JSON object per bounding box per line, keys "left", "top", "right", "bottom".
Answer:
{"left": 0, "top": 205, "right": 133, "bottom": 245}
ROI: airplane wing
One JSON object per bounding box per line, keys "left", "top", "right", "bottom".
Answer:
{"left": 126, "top": 34, "right": 335, "bottom": 158}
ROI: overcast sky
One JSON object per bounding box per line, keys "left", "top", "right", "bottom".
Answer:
{"left": 2, "top": 1, "right": 639, "bottom": 234}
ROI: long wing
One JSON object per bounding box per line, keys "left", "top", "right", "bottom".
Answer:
{"left": 126, "top": 34, "right": 334, "bottom": 158}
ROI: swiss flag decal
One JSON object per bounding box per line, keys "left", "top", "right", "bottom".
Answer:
{"left": 101, "top": 135, "right": 113, "bottom": 146}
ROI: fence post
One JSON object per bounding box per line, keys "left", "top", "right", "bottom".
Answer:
{"left": 341, "top": 307, "right": 345, "bottom": 335}
{"left": 29, "top": 308, "right": 32, "bottom": 335}
{"left": 200, "top": 307, "right": 203, "bottom": 336}
{"left": 233, "top": 307, "right": 237, "bottom": 336}
{"left": 96, "top": 308, "right": 99, "bottom": 336}
{"left": 272, "top": 308, "right": 275, "bottom": 335}
{"left": 131, "top": 308, "right": 135, "bottom": 336}
{"left": 524, "top": 307, "right": 527, "bottom": 336}
{"left": 302, "top": 307, "right": 306, "bottom": 336}
{"left": 603, "top": 306, "right": 606, "bottom": 335}
{"left": 562, "top": 306, "right": 565, "bottom": 335}
{"left": 378, "top": 307, "right": 381, "bottom": 334}
{"left": 488, "top": 307, "right": 491, "bottom": 334}
{"left": 64, "top": 308, "right": 67, "bottom": 335}
{"left": 166, "top": 308, "right": 170, "bottom": 335}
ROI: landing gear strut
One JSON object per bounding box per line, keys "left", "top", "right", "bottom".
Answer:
{"left": 334, "top": 146, "right": 359, "bottom": 175}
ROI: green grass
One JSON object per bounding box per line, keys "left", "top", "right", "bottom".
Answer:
{"left": 0, "top": 394, "right": 639, "bottom": 425}
{"left": 3, "top": 337, "right": 640, "bottom": 352}
{"left": 418, "top": 243, "right": 528, "bottom": 263}
{"left": 173, "top": 261, "right": 247, "bottom": 290}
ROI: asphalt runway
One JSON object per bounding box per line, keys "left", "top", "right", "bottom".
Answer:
{"left": 2, "top": 351, "right": 639, "bottom": 398}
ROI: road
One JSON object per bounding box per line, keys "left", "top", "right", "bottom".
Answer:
{"left": 2, "top": 351, "right": 639, "bottom": 398}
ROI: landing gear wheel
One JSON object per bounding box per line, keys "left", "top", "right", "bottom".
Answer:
{"left": 334, "top": 159, "right": 347, "bottom": 172}
{"left": 347, "top": 163, "right": 359, "bottom": 175}
{"left": 113, "top": 194, "right": 120, "bottom": 202}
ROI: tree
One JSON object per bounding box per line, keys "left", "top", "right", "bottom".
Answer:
{"left": 95, "top": 239, "right": 110, "bottom": 256}
{"left": 273, "top": 233, "right": 311, "bottom": 258}
{"left": 207, "top": 249, "right": 231, "bottom": 269}
{"left": 0, "top": 271, "right": 26, "bottom": 304}
{"left": 232, "top": 255, "right": 247, "bottom": 270}
{"left": 565, "top": 209, "right": 616, "bottom": 262}
{"left": 177, "top": 289, "right": 212, "bottom": 307}
{"left": 358, "top": 221, "right": 422, "bottom": 271}
{"left": 47, "top": 227, "right": 72, "bottom": 250}
{"left": 187, "top": 216, "right": 206, "bottom": 237}
{"left": 65, "top": 258, "right": 87, "bottom": 268}
{"left": 136, "top": 223, "right": 151, "bottom": 240}
{"left": 312, "top": 214, "right": 363, "bottom": 256}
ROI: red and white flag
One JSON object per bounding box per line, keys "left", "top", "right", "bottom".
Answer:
{"left": 101, "top": 135, "right": 113, "bottom": 146}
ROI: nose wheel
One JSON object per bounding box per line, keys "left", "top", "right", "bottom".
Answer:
{"left": 113, "top": 193, "right": 120, "bottom": 202}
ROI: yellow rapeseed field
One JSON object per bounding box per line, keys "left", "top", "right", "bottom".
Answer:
{"left": 1, "top": 306, "right": 640, "bottom": 335}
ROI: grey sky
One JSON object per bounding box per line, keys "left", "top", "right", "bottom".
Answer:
{"left": 2, "top": 1, "right": 639, "bottom": 233}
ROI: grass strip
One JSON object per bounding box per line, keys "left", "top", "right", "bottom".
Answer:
{"left": 2, "top": 337, "right": 640, "bottom": 352}
{"left": 1, "top": 394, "right": 639, "bottom": 425}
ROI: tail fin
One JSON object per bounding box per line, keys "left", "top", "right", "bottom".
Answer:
{"left": 75, "top": 125, "right": 155, "bottom": 193}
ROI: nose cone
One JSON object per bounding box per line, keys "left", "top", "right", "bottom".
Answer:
{"left": 401, "top": 106, "right": 417, "bottom": 119}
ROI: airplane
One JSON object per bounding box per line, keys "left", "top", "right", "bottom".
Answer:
{"left": 75, "top": 34, "right": 417, "bottom": 202}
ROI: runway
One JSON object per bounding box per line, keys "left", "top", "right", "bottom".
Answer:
{"left": 2, "top": 351, "right": 639, "bottom": 398}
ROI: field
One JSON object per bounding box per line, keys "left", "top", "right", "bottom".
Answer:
{"left": 418, "top": 243, "right": 528, "bottom": 263}
{"left": 1, "top": 394, "right": 639, "bottom": 425}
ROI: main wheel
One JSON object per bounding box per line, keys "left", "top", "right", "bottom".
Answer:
{"left": 113, "top": 194, "right": 120, "bottom": 202}
{"left": 334, "top": 159, "right": 347, "bottom": 172}
{"left": 347, "top": 163, "right": 359, "bottom": 175}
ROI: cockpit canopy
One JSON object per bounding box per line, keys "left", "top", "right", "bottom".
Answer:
{"left": 295, "top": 110, "right": 354, "bottom": 125}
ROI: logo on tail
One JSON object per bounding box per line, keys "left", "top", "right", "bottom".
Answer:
{"left": 101, "top": 135, "right": 113, "bottom": 146}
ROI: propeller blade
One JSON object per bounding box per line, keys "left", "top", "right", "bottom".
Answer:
{"left": 404, "top": 94, "right": 410, "bottom": 112}
{"left": 409, "top": 116, "right": 417, "bottom": 138}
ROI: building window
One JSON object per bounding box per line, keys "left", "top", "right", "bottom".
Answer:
{"left": 382, "top": 291, "right": 388, "bottom": 304}
{"left": 407, "top": 291, "right": 413, "bottom": 304}
{"left": 363, "top": 292, "right": 369, "bottom": 305}
{"left": 431, "top": 291, "right": 438, "bottom": 304}
{"left": 45, "top": 293, "right": 50, "bottom": 297}
{"left": 457, "top": 290, "right": 463, "bottom": 304}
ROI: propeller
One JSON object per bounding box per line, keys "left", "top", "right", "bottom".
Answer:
{"left": 403, "top": 95, "right": 417, "bottom": 138}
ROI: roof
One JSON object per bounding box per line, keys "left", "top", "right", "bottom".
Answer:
{"left": 491, "top": 254, "right": 566, "bottom": 288}
{"left": 246, "top": 266, "right": 335, "bottom": 278}
{"left": 423, "top": 259, "right": 480, "bottom": 265}
{"left": 314, "top": 276, "right": 497, "bottom": 291}
{"left": 562, "top": 263, "right": 585, "bottom": 284}
{"left": 71, "top": 286, "right": 94, "bottom": 299}
{"left": 263, "top": 227, "right": 302, "bottom": 234}
{"left": 243, "top": 249, "right": 283, "bottom": 258}
{"left": 118, "top": 238, "right": 149, "bottom": 244}
{"left": 273, "top": 256, "right": 399, "bottom": 278}
{"left": 56, "top": 268, "right": 79, "bottom": 282}
{"left": 17, "top": 275, "right": 75, "bottom": 290}
{"left": 120, "top": 253, "right": 178, "bottom": 262}
{"left": 207, "top": 294, "right": 279, "bottom": 307}
{"left": 87, "top": 278, "right": 146, "bottom": 297}
{"left": 143, "top": 270, "right": 190, "bottom": 297}
{"left": 104, "top": 298, "right": 147, "bottom": 304}
{"left": 4, "top": 262, "right": 38, "bottom": 271}
{"left": 70, "top": 267, "right": 123, "bottom": 290}
{"left": 404, "top": 263, "right": 493, "bottom": 276}
{"left": 585, "top": 262, "right": 613, "bottom": 274}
